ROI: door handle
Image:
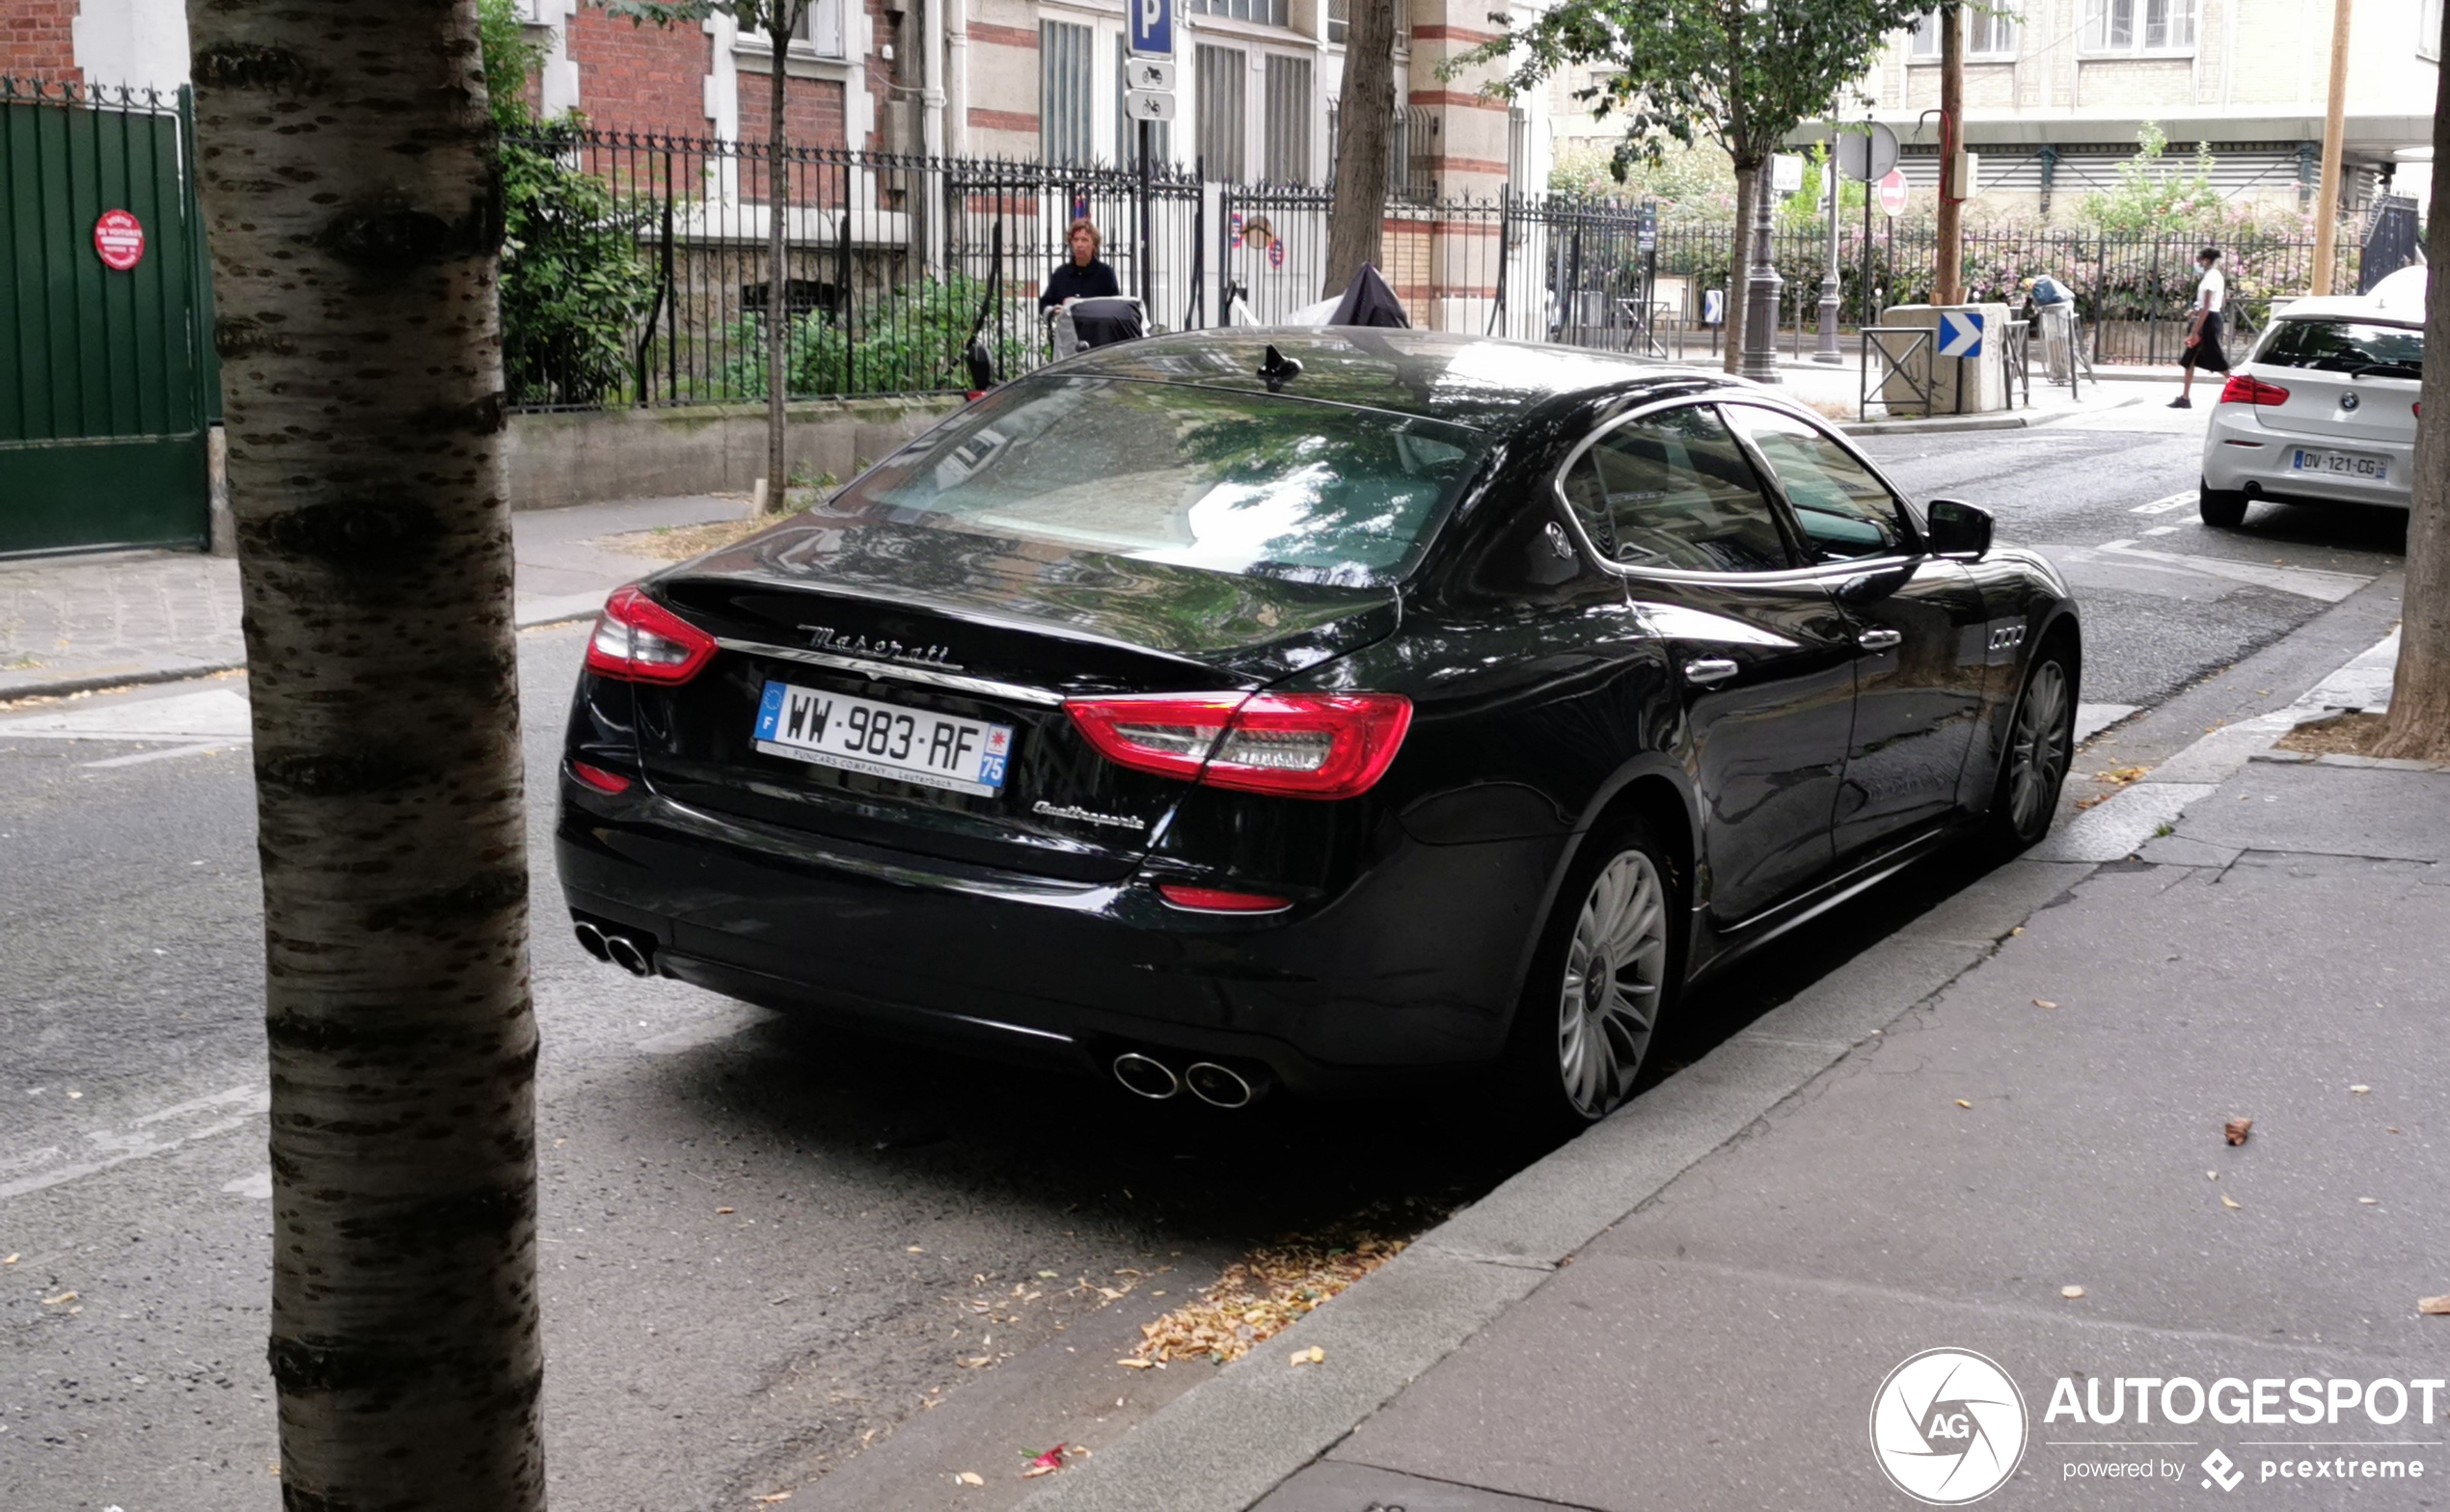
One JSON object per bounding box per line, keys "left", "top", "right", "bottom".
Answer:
{"left": 1682, "top": 658, "right": 1738, "bottom": 686}
{"left": 1857, "top": 628, "right": 1903, "bottom": 651}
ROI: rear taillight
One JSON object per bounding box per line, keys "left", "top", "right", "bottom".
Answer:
{"left": 2218, "top": 374, "right": 2290, "bottom": 406}
{"left": 585, "top": 584, "right": 718, "bottom": 685}
{"left": 1064, "top": 692, "right": 1413, "bottom": 800}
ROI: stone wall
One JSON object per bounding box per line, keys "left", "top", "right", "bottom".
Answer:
{"left": 504, "top": 395, "right": 965, "bottom": 511}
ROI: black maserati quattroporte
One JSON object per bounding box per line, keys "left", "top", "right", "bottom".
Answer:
{"left": 557, "top": 330, "right": 2079, "bottom": 1123}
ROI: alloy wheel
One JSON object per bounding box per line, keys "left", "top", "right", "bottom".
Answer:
{"left": 1555, "top": 850, "right": 1670, "bottom": 1120}
{"left": 2007, "top": 659, "right": 2073, "bottom": 836}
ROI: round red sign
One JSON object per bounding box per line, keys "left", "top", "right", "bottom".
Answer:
{"left": 94, "top": 208, "right": 146, "bottom": 271}
{"left": 1877, "top": 169, "right": 1909, "bottom": 219}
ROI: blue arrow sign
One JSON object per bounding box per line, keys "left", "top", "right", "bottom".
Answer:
{"left": 1938, "top": 310, "right": 1985, "bottom": 359}
{"left": 1131, "top": 0, "right": 1173, "bottom": 55}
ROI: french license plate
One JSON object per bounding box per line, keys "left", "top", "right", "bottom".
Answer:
{"left": 2291, "top": 447, "right": 2387, "bottom": 482}
{"left": 752, "top": 681, "right": 1013, "bottom": 796}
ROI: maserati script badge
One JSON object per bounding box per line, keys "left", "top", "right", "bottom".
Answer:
{"left": 796, "top": 625, "right": 963, "bottom": 672}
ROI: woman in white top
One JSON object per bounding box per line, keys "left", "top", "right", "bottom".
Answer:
{"left": 2171, "top": 246, "right": 2231, "bottom": 409}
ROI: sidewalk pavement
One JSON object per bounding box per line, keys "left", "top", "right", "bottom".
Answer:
{"left": 1017, "top": 621, "right": 2449, "bottom": 1512}
{"left": 1665, "top": 351, "right": 2178, "bottom": 435}
{"left": 0, "top": 494, "right": 748, "bottom": 701}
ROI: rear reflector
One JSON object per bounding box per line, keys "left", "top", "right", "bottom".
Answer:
{"left": 2218, "top": 374, "right": 2290, "bottom": 406}
{"left": 585, "top": 584, "right": 719, "bottom": 685}
{"left": 1157, "top": 883, "right": 1293, "bottom": 913}
{"left": 1064, "top": 691, "right": 1412, "bottom": 800}
{"left": 569, "top": 761, "right": 633, "bottom": 794}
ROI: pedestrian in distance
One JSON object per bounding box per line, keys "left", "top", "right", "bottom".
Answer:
{"left": 1040, "top": 218, "right": 1122, "bottom": 310}
{"left": 2023, "top": 272, "right": 2078, "bottom": 383}
{"left": 2170, "top": 246, "right": 2231, "bottom": 408}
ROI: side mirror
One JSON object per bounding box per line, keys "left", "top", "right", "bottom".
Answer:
{"left": 1925, "top": 498, "right": 1993, "bottom": 559}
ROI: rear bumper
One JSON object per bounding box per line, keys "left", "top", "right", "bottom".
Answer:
{"left": 2202, "top": 410, "right": 2412, "bottom": 510}
{"left": 555, "top": 781, "right": 1560, "bottom": 1092}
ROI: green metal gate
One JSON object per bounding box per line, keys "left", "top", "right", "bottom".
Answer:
{"left": 1, "top": 78, "right": 216, "bottom": 557}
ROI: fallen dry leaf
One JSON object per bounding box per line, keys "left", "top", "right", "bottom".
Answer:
{"left": 752, "top": 1494, "right": 792, "bottom": 1505}
{"left": 2351, "top": 1085, "right": 2372, "bottom": 1094}
{"left": 1128, "top": 1225, "right": 1413, "bottom": 1367}
{"left": 1954, "top": 1099, "right": 1973, "bottom": 1109}
{"left": 907, "top": 1246, "right": 924, "bottom": 1254}
{"left": 1115, "top": 1359, "right": 1153, "bottom": 1369}
{"left": 955, "top": 1471, "right": 984, "bottom": 1487}
{"left": 2060, "top": 1285, "right": 2085, "bottom": 1300}
{"left": 1021, "top": 1444, "right": 1068, "bottom": 1478}
{"left": 2033, "top": 999, "right": 2057, "bottom": 1009}
{"left": 2359, "top": 1198, "right": 2379, "bottom": 1205}
{"left": 41, "top": 1291, "right": 76, "bottom": 1306}
{"left": 2220, "top": 1194, "right": 2244, "bottom": 1210}
{"left": 2419, "top": 1296, "right": 2450, "bottom": 1317}
{"left": 2225, "top": 1118, "right": 2253, "bottom": 1147}
{"left": 957, "top": 1356, "right": 992, "bottom": 1368}
{"left": 2096, "top": 766, "right": 2151, "bottom": 787}
{"left": 2, "top": 1254, "right": 16, "bottom": 1265}
{"left": 716, "top": 1207, "right": 735, "bottom": 1215}
{"left": 2073, "top": 795, "right": 2108, "bottom": 811}
{"left": 1290, "top": 1345, "right": 1325, "bottom": 1367}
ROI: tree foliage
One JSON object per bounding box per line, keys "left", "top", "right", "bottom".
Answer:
{"left": 481, "top": 0, "right": 660, "bottom": 406}
{"left": 2081, "top": 123, "right": 2225, "bottom": 236}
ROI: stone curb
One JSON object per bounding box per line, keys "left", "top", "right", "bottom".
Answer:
{"left": 0, "top": 595, "right": 607, "bottom": 706}
{"left": 1839, "top": 396, "right": 2139, "bottom": 437}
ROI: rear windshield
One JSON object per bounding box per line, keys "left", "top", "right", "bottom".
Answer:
{"left": 2257, "top": 318, "right": 2423, "bottom": 379}
{"left": 837, "top": 377, "right": 1489, "bottom": 587}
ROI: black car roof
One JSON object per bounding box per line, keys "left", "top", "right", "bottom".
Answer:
{"left": 1042, "top": 328, "right": 1745, "bottom": 431}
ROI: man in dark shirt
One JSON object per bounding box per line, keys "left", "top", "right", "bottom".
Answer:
{"left": 1040, "top": 219, "right": 1121, "bottom": 309}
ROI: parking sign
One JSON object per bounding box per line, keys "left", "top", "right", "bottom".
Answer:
{"left": 1131, "top": 0, "right": 1172, "bottom": 55}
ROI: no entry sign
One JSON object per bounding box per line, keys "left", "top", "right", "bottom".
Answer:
{"left": 94, "top": 208, "right": 145, "bottom": 270}
{"left": 1876, "top": 169, "right": 1909, "bottom": 219}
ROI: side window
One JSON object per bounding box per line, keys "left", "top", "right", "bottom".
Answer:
{"left": 1557, "top": 406, "right": 1794, "bottom": 574}
{"left": 1725, "top": 406, "right": 1913, "bottom": 563}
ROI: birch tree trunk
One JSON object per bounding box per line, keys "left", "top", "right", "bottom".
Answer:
{"left": 1323, "top": 0, "right": 1397, "bottom": 296}
{"left": 187, "top": 1, "right": 545, "bottom": 1505}
{"left": 2375, "top": 14, "right": 2450, "bottom": 762}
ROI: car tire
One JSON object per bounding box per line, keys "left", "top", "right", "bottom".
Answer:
{"left": 1503, "top": 818, "right": 1684, "bottom": 1130}
{"left": 1982, "top": 644, "right": 2077, "bottom": 853}
{"left": 2198, "top": 483, "right": 2248, "bottom": 528}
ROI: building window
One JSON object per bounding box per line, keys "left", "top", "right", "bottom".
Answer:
{"left": 1908, "top": 7, "right": 2018, "bottom": 57}
{"left": 1263, "top": 55, "right": 1314, "bottom": 183}
{"left": 1189, "top": 0, "right": 1291, "bottom": 29}
{"left": 2082, "top": 0, "right": 2194, "bottom": 52}
{"left": 740, "top": 0, "right": 844, "bottom": 60}
{"left": 1042, "top": 20, "right": 1095, "bottom": 165}
{"left": 1196, "top": 43, "right": 1248, "bottom": 182}
{"left": 1115, "top": 36, "right": 1174, "bottom": 168}
{"left": 2423, "top": 0, "right": 2442, "bottom": 60}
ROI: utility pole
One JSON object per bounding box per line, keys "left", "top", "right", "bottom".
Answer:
{"left": 1934, "top": 1, "right": 1964, "bottom": 307}
{"left": 1815, "top": 126, "right": 1844, "bottom": 364}
{"left": 2309, "top": 0, "right": 2355, "bottom": 294}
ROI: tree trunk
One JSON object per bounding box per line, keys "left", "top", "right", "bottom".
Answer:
{"left": 765, "top": 3, "right": 798, "bottom": 510}
{"left": 1934, "top": 0, "right": 1964, "bottom": 307}
{"left": 186, "top": 1, "right": 544, "bottom": 1507}
{"left": 2374, "top": 12, "right": 2450, "bottom": 762}
{"left": 1323, "top": 0, "right": 1397, "bottom": 297}
{"left": 1723, "top": 161, "right": 1754, "bottom": 374}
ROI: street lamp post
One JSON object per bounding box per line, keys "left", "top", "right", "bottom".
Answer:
{"left": 1739, "top": 165, "right": 1783, "bottom": 383}
{"left": 1814, "top": 130, "right": 1844, "bottom": 364}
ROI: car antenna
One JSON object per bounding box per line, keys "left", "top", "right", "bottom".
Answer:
{"left": 1257, "top": 343, "right": 1304, "bottom": 392}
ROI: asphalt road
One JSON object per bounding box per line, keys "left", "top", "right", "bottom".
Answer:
{"left": 0, "top": 402, "right": 2411, "bottom": 1511}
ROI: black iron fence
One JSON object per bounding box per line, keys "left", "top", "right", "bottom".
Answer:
{"left": 498, "top": 123, "right": 2356, "bottom": 411}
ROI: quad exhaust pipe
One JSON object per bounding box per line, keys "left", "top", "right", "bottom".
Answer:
{"left": 574, "top": 921, "right": 655, "bottom": 978}
{"left": 1109, "top": 1051, "right": 1263, "bottom": 1109}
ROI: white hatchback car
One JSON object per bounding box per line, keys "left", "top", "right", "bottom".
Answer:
{"left": 2199, "top": 293, "right": 2422, "bottom": 527}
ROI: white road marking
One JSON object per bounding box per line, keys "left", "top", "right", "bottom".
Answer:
{"left": 2094, "top": 541, "right": 2372, "bottom": 603}
{"left": 0, "top": 1084, "right": 269, "bottom": 1201}
{"left": 2130, "top": 491, "right": 2196, "bottom": 514}
{"left": 222, "top": 1170, "right": 273, "bottom": 1200}
{"left": 82, "top": 743, "right": 239, "bottom": 769}
{"left": 2141, "top": 525, "right": 2180, "bottom": 536}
